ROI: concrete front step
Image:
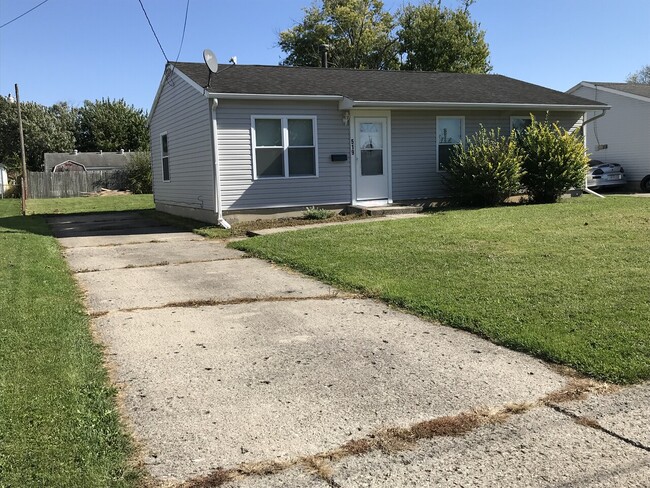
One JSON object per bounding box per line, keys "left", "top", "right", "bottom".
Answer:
{"left": 346, "top": 204, "right": 424, "bottom": 216}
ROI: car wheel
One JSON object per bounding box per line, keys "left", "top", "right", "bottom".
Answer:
{"left": 641, "top": 175, "right": 650, "bottom": 193}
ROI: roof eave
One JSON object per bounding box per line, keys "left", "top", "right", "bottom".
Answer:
{"left": 350, "top": 101, "right": 609, "bottom": 111}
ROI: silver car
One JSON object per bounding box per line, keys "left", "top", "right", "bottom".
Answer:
{"left": 586, "top": 160, "right": 627, "bottom": 189}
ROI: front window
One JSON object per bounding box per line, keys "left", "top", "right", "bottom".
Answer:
{"left": 437, "top": 117, "right": 464, "bottom": 171}
{"left": 510, "top": 116, "right": 532, "bottom": 135}
{"left": 253, "top": 117, "right": 317, "bottom": 178}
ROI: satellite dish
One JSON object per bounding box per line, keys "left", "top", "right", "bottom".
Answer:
{"left": 203, "top": 49, "right": 218, "bottom": 88}
{"left": 203, "top": 49, "right": 219, "bottom": 73}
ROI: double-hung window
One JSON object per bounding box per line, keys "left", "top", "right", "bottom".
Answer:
{"left": 252, "top": 116, "right": 318, "bottom": 178}
{"left": 436, "top": 117, "right": 464, "bottom": 171}
{"left": 161, "top": 133, "right": 170, "bottom": 182}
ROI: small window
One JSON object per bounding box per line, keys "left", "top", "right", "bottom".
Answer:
{"left": 252, "top": 117, "right": 317, "bottom": 179}
{"left": 161, "top": 133, "right": 170, "bottom": 182}
{"left": 437, "top": 117, "right": 464, "bottom": 171}
{"left": 510, "top": 116, "right": 532, "bottom": 135}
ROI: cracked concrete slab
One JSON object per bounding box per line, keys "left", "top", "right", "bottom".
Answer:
{"left": 564, "top": 382, "right": 650, "bottom": 448}
{"left": 330, "top": 408, "right": 650, "bottom": 487}
{"left": 221, "top": 469, "right": 331, "bottom": 488}
{"left": 64, "top": 240, "right": 244, "bottom": 272}
{"left": 56, "top": 231, "right": 201, "bottom": 248}
{"left": 95, "top": 298, "right": 565, "bottom": 482}
{"left": 78, "top": 259, "right": 335, "bottom": 313}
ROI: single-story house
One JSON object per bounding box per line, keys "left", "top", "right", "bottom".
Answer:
{"left": 44, "top": 150, "right": 134, "bottom": 172}
{"left": 149, "top": 63, "right": 607, "bottom": 225}
{"left": 567, "top": 82, "right": 650, "bottom": 190}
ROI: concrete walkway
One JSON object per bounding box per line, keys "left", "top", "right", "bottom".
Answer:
{"left": 49, "top": 212, "right": 649, "bottom": 487}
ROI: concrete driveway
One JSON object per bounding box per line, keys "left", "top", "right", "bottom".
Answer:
{"left": 50, "top": 212, "right": 650, "bottom": 487}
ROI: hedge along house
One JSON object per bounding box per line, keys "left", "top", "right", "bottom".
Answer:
{"left": 148, "top": 62, "right": 607, "bottom": 226}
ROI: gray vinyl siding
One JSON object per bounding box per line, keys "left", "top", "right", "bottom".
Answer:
{"left": 391, "top": 110, "right": 584, "bottom": 200}
{"left": 216, "top": 100, "right": 351, "bottom": 210}
{"left": 572, "top": 86, "right": 650, "bottom": 183}
{"left": 149, "top": 70, "right": 215, "bottom": 210}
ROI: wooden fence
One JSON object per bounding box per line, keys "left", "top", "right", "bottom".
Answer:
{"left": 27, "top": 170, "right": 126, "bottom": 199}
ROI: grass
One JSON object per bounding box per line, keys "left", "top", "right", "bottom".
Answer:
{"left": 0, "top": 199, "right": 141, "bottom": 486}
{"left": 232, "top": 196, "right": 650, "bottom": 384}
{"left": 26, "top": 194, "right": 154, "bottom": 215}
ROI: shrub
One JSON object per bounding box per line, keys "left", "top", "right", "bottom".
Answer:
{"left": 303, "top": 206, "right": 335, "bottom": 220}
{"left": 122, "top": 151, "right": 152, "bottom": 194}
{"left": 444, "top": 126, "right": 523, "bottom": 206}
{"left": 517, "top": 116, "right": 589, "bottom": 203}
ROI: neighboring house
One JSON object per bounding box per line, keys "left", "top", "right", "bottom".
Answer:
{"left": 44, "top": 150, "right": 134, "bottom": 172}
{"left": 567, "top": 82, "right": 650, "bottom": 189}
{"left": 148, "top": 63, "right": 606, "bottom": 225}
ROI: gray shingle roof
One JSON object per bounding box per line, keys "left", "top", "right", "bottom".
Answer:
{"left": 172, "top": 62, "right": 605, "bottom": 108}
{"left": 587, "top": 82, "right": 650, "bottom": 99}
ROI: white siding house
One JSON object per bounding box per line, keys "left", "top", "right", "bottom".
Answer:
{"left": 148, "top": 63, "right": 606, "bottom": 225}
{"left": 567, "top": 82, "right": 650, "bottom": 189}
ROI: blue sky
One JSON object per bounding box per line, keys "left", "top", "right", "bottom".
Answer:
{"left": 1, "top": 0, "right": 648, "bottom": 111}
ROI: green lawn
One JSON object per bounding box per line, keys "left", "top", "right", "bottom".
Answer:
{"left": 232, "top": 196, "right": 650, "bottom": 384}
{"left": 27, "top": 194, "right": 154, "bottom": 215}
{"left": 0, "top": 200, "right": 141, "bottom": 486}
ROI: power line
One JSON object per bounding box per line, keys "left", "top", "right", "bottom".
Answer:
{"left": 0, "top": 0, "right": 51, "bottom": 30}
{"left": 174, "top": 0, "right": 190, "bottom": 63}
{"left": 136, "top": 0, "right": 169, "bottom": 62}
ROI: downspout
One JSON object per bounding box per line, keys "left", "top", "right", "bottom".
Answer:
{"left": 211, "top": 98, "right": 231, "bottom": 228}
{"left": 581, "top": 109, "right": 608, "bottom": 199}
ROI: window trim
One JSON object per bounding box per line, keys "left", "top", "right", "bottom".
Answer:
{"left": 251, "top": 115, "right": 319, "bottom": 180}
{"left": 436, "top": 116, "right": 465, "bottom": 172}
{"left": 160, "top": 132, "right": 170, "bottom": 182}
{"left": 510, "top": 115, "right": 533, "bottom": 133}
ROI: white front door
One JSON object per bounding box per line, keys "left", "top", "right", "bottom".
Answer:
{"left": 354, "top": 117, "right": 389, "bottom": 202}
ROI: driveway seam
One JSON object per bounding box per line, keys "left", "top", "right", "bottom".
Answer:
{"left": 547, "top": 403, "right": 650, "bottom": 453}
{"left": 176, "top": 377, "right": 615, "bottom": 488}
{"left": 89, "top": 294, "right": 357, "bottom": 317}
{"left": 73, "top": 256, "right": 247, "bottom": 274}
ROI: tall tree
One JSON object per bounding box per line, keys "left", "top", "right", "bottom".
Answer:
{"left": 278, "top": 0, "right": 399, "bottom": 69}
{"left": 0, "top": 96, "right": 75, "bottom": 172}
{"left": 75, "top": 98, "right": 149, "bottom": 152}
{"left": 626, "top": 64, "right": 650, "bottom": 84}
{"left": 397, "top": 0, "right": 491, "bottom": 73}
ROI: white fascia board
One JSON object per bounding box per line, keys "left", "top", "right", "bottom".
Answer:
{"left": 350, "top": 101, "right": 610, "bottom": 111}
{"left": 148, "top": 66, "right": 171, "bottom": 125}
{"left": 567, "top": 81, "right": 650, "bottom": 103}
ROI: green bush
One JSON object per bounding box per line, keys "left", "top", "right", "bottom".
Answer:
{"left": 123, "top": 151, "right": 152, "bottom": 194}
{"left": 444, "top": 126, "right": 523, "bottom": 206}
{"left": 517, "top": 116, "right": 588, "bottom": 203}
{"left": 303, "top": 206, "right": 335, "bottom": 220}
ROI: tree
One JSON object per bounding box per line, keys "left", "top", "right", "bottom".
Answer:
{"left": 278, "top": 0, "right": 399, "bottom": 69}
{"left": 75, "top": 98, "right": 149, "bottom": 152}
{"left": 0, "top": 95, "right": 75, "bottom": 172}
{"left": 626, "top": 64, "right": 650, "bottom": 84}
{"left": 397, "top": 0, "right": 491, "bottom": 73}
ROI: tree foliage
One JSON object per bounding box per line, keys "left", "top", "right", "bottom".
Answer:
{"left": 0, "top": 96, "right": 75, "bottom": 172}
{"left": 278, "top": 0, "right": 399, "bottom": 69}
{"left": 626, "top": 64, "right": 650, "bottom": 84}
{"left": 397, "top": 0, "right": 491, "bottom": 73}
{"left": 75, "top": 98, "right": 149, "bottom": 152}
{"left": 278, "top": 0, "right": 490, "bottom": 73}
{"left": 0, "top": 96, "right": 149, "bottom": 173}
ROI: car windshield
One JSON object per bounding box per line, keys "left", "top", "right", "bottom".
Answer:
{"left": 588, "top": 161, "right": 602, "bottom": 167}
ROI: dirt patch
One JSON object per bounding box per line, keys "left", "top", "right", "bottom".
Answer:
{"left": 542, "top": 378, "right": 615, "bottom": 404}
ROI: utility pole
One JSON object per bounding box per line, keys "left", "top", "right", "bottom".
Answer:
{"left": 15, "top": 84, "right": 28, "bottom": 215}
